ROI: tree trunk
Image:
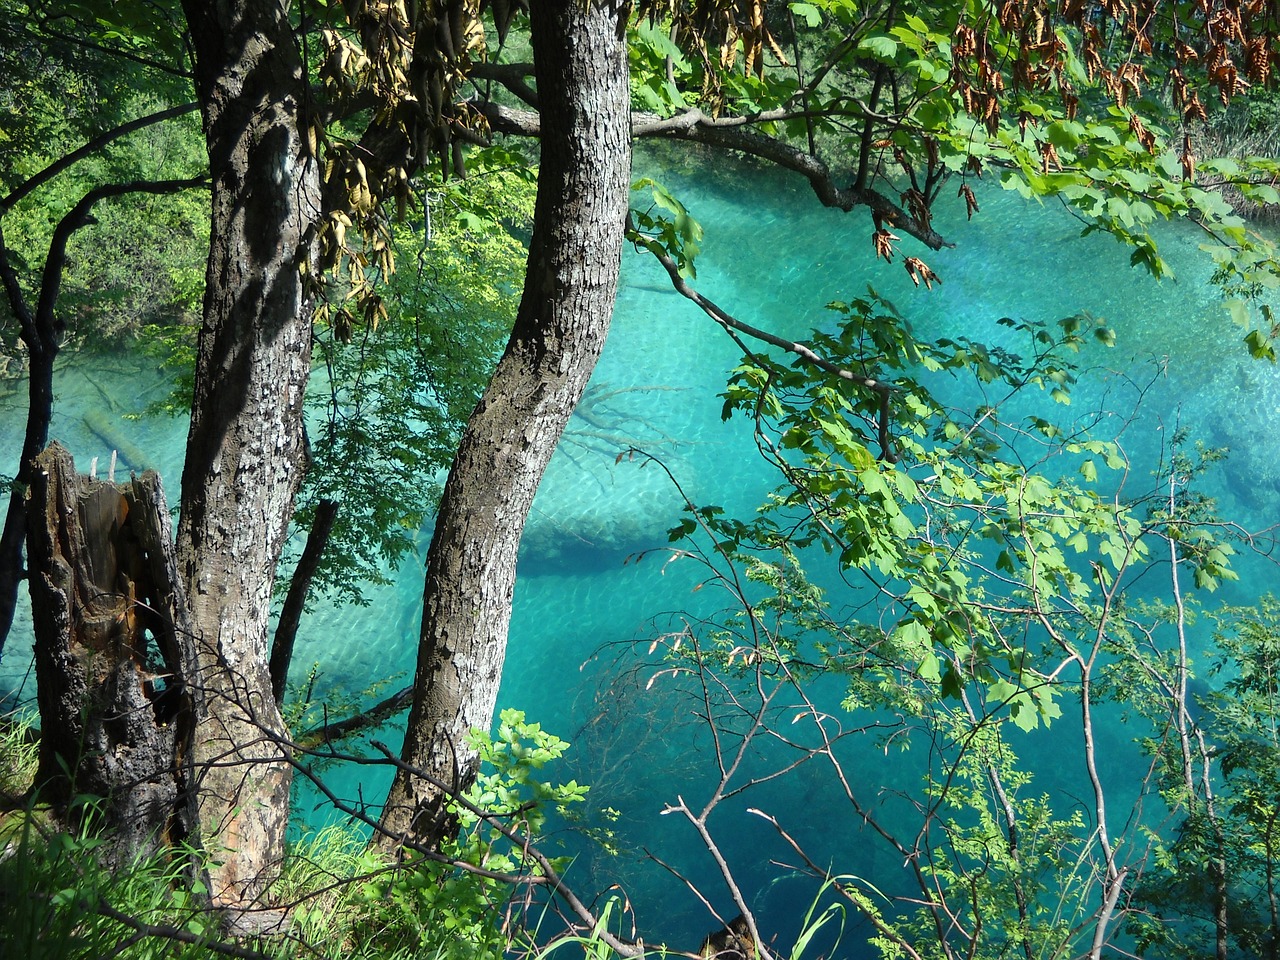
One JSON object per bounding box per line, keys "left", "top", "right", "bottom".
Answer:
{"left": 379, "top": 0, "right": 632, "bottom": 849}
{"left": 177, "top": 1, "right": 320, "bottom": 906}
{"left": 26, "top": 443, "right": 202, "bottom": 866}
{"left": 270, "top": 497, "right": 339, "bottom": 705}
{"left": 1, "top": 175, "right": 201, "bottom": 653}
{"left": 0, "top": 345, "right": 52, "bottom": 652}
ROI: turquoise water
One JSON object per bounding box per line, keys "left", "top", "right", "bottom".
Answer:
{"left": 3, "top": 151, "right": 1279, "bottom": 954}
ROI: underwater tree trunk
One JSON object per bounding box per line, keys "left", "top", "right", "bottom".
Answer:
{"left": 26, "top": 443, "right": 202, "bottom": 866}
{"left": 177, "top": 0, "right": 320, "bottom": 907}
{"left": 378, "top": 0, "right": 633, "bottom": 849}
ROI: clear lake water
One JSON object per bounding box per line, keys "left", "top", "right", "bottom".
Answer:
{"left": 2, "top": 149, "right": 1279, "bottom": 955}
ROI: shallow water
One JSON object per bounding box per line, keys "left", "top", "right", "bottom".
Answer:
{"left": 2, "top": 152, "right": 1278, "bottom": 955}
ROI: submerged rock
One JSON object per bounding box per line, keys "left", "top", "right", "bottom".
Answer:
{"left": 520, "top": 445, "right": 694, "bottom": 573}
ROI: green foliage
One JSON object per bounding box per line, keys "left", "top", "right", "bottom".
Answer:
{"left": 903, "top": 716, "right": 1092, "bottom": 958}
{"left": 654, "top": 516, "right": 1106, "bottom": 958}
{"left": 0, "top": 804, "right": 217, "bottom": 960}
{"left": 2, "top": 6, "right": 206, "bottom": 348}
{"left": 695, "top": 289, "right": 1145, "bottom": 718}
{"left": 345, "top": 710, "right": 587, "bottom": 960}
{"left": 647, "top": 260, "right": 1270, "bottom": 956}
{"left": 629, "top": 0, "right": 1280, "bottom": 355}
{"left": 1121, "top": 597, "right": 1280, "bottom": 958}
{"left": 291, "top": 162, "right": 533, "bottom": 605}
{"left": 629, "top": 177, "right": 703, "bottom": 279}
{"left": 629, "top": 21, "right": 691, "bottom": 115}
{"left": 0, "top": 710, "right": 594, "bottom": 960}
{"left": 460, "top": 709, "right": 589, "bottom": 849}
{"left": 0, "top": 709, "right": 38, "bottom": 798}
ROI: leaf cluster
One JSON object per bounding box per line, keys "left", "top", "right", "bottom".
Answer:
{"left": 348, "top": 710, "right": 588, "bottom": 960}
{"left": 2, "top": 5, "right": 207, "bottom": 348}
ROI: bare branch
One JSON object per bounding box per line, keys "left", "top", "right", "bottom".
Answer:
{"left": 93, "top": 898, "right": 277, "bottom": 959}
{"left": 664, "top": 796, "right": 777, "bottom": 960}
{"left": 749, "top": 808, "right": 927, "bottom": 960}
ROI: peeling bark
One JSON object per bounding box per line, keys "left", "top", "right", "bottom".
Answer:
{"left": 379, "top": 0, "right": 633, "bottom": 848}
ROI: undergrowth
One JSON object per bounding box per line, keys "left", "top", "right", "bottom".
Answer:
{"left": 0, "top": 709, "right": 619, "bottom": 960}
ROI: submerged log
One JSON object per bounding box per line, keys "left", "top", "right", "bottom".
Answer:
{"left": 26, "top": 442, "right": 201, "bottom": 864}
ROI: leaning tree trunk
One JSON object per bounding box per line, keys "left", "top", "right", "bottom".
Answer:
{"left": 26, "top": 443, "right": 202, "bottom": 867}
{"left": 379, "top": 0, "right": 633, "bottom": 849}
{"left": 177, "top": 1, "right": 320, "bottom": 908}
{"left": 0, "top": 344, "right": 53, "bottom": 652}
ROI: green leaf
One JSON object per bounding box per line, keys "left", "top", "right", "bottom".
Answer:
{"left": 788, "top": 1, "right": 822, "bottom": 27}
{"left": 1245, "top": 328, "right": 1277, "bottom": 361}
{"left": 858, "top": 35, "right": 898, "bottom": 61}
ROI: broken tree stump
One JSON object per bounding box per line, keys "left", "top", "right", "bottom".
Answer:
{"left": 26, "top": 442, "right": 202, "bottom": 864}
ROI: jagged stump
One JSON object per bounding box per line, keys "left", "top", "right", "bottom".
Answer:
{"left": 26, "top": 442, "right": 200, "bottom": 864}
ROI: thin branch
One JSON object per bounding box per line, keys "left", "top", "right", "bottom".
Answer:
{"left": 0, "top": 102, "right": 201, "bottom": 213}
{"left": 625, "top": 212, "right": 899, "bottom": 461}
{"left": 34, "top": 19, "right": 193, "bottom": 80}
{"left": 749, "top": 807, "right": 927, "bottom": 960}
{"left": 92, "top": 898, "right": 276, "bottom": 960}
{"left": 663, "top": 796, "right": 777, "bottom": 960}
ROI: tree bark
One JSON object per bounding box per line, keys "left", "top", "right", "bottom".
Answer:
{"left": 26, "top": 443, "right": 202, "bottom": 867}
{"left": 177, "top": 1, "right": 320, "bottom": 906}
{"left": 270, "top": 497, "right": 339, "bottom": 705}
{"left": 379, "top": 0, "right": 633, "bottom": 849}
{"left": 0, "top": 346, "right": 52, "bottom": 651}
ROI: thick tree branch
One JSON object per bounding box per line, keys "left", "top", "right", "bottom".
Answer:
{"left": 469, "top": 61, "right": 539, "bottom": 107}
{"left": 479, "top": 100, "right": 951, "bottom": 251}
